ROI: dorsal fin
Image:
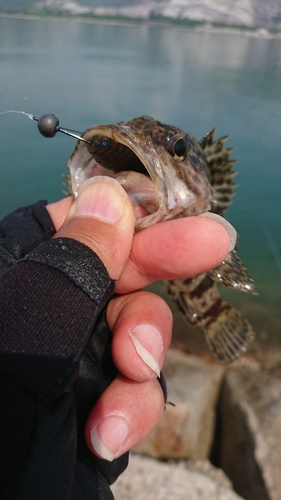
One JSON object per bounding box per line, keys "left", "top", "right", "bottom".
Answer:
{"left": 199, "top": 128, "right": 216, "bottom": 150}
{"left": 200, "top": 129, "right": 238, "bottom": 216}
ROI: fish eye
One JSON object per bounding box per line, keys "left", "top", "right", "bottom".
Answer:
{"left": 166, "top": 134, "right": 190, "bottom": 160}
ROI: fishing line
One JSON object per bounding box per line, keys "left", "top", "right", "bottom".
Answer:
{"left": 0, "top": 110, "right": 90, "bottom": 143}
{"left": 0, "top": 110, "right": 34, "bottom": 119}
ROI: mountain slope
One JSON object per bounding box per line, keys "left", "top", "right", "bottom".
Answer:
{"left": 1, "top": 0, "right": 281, "bottom": 30}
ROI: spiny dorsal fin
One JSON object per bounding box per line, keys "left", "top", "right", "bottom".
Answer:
{"left": 200, "top": 130, "right": 238, "bottom": 216}
{"left": 199, "top": 128, "right": 216, "bottom": 150}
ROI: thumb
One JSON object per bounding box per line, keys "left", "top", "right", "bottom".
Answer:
{"left": 54, "top": 176, "right": 135, "bottom": 280}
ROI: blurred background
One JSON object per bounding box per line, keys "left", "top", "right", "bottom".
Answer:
{"left": 0, "top": 10, "right": 280, "bottom": 365}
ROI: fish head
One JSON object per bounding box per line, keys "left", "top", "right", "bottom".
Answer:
{"left": 67, "top": 116, "right": 213, "bottom": 231}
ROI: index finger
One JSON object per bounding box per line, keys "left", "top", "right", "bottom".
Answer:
{"left": 115, "top": 216, "right": 231, "bottom": 294}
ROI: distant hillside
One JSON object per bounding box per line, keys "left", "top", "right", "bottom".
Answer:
{"left": 0, "top": 0, "right": 139, "bottom": 10}
{"left": 0, "top": 0, "right": 33, "bottom": 11}
{"left": 1, "top": 0, "right": 281, "bottom": 31}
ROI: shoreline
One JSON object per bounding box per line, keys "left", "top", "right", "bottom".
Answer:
{"left": 1, "top": 11, "right": 281, "bottom": 39}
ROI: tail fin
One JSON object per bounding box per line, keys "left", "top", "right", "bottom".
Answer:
{"left": 202, "top": 301, "right": 255, "bottom": 363}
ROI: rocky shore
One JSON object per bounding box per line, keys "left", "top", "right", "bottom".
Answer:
{"left": 112, "top": 346, "right": 281, "bottom": 500}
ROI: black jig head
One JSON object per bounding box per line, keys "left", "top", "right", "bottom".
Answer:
{"left": 0, "top": 110, "right": 90, "bottom": 143}
{"left": 34, "top": 113, "right": 90, "bottom": 143}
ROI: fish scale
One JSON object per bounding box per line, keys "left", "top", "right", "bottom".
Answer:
{"left": 66, "top": 116, "right": 257, "bottom": 363}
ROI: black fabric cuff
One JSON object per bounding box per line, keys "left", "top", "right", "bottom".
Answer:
{"left": 0, "top": 200, "right": 55, "bottom": 275}
{"left": 23, "top": 237, "right": 115, "bottom": 306}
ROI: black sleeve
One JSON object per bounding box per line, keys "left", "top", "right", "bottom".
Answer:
{"left": 0, "top": 204, "right": 128, "bottom": 500}
{"left": 0, "top": 200, "right": 56, "bottom": 275}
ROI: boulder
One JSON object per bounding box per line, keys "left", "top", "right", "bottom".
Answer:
{"left": 111, "top": 453, "right": 246, "bottom": 500}
{"left": 218, "top": 367, "right": 281, "bottom": 500}
{"left": 133, "top": 348, "right": 225, "bottom": 460}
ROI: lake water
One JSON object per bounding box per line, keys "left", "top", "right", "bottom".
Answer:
{"left": 0, "top": 16, "right": 280, "bottom": 361}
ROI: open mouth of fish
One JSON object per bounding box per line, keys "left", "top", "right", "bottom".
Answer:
{"left": 67, "top": 117, "right": 213, "bottom": 231}
{"left": 71, "top": 134, "right": 158, "bottom": 222}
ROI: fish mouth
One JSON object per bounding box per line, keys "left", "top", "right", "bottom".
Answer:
{"left": 89, "top": 136, "right": 158, "bottom": 221}
{"left": 69, "top": 125, "right": 164, "bottom": 229}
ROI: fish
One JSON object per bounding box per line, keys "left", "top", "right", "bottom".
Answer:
{"left": 67, "top": 115, "right": 257, "bottom": 363}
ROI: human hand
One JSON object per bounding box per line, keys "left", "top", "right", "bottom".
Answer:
{"left": 47, "top": 176, "right": 232, "bottom": 461}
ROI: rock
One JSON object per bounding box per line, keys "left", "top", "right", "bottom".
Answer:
{"left": 218, "top": 368, "right": 281, "bottom": 500}
{"left": 185, "top": 459, "right": 233, "bottom": 490}
{"left": 133, "top": 348, "right": 225, "bottom": 460}
{"left": 111, "top": 453, "right": 246, "bottom": 500}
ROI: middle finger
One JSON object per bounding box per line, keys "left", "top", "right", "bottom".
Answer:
{"left": 107, "top": 290, "right": 172, "bottom": 382}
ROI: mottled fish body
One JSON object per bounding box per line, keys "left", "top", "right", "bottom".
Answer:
{"left": 67, "top": 116, "right": 256, "bottom": 363}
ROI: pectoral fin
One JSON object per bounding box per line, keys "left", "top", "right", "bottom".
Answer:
{"left": 208, "top": 250, "right": 258, "bottom": 295}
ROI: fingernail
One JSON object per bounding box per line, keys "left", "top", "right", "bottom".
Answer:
{"left": 129, "top": 324, "right": 163, "bottom": 377}
{"left": 75, "top": 177, "right": 126, "bottom": 224}
{"left": 90, "top": 416, "right": 129, "bottom": 461}
{"left": 199, "top": 212, "right": 237, "bottom": 252}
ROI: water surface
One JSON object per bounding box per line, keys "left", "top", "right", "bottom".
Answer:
{"left": 0, "top": 16, "right": 280, "bottom": 359}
